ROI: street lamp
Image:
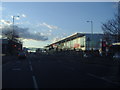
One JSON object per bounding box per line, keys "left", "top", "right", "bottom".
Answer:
{"left": 12, "top": 15, "right": 20, "bottom": 40}
{"left": 87, "top": 20, "right": 93, "bottom": 50}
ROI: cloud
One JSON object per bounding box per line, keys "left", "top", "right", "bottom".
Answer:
{"left": 51, "top": 33, "right": 67, "bottom": 43}
{"left": 1, "top": 25, "right": 48, "bottom": 41}
{"left": 52, "top": 37, "right": 61, "bottom": 43}
{"left": 0, "top": 19, "right": 12, "bottom": 25}
{"left": 48, "top": 29, "right": 52, "bottom": 32}
{"left": 16, "top": 17, "right": 20, "bottom": 20}
{"left": 40, "top": 22, "right": 58, "bottom": 30}
{"left": 37, "top": 32, "right": 52, "bottom": 36}
{"left": 0, "top": 6, "right": 5, "bottom": 11}
{"left": 0, "top": 7, "right": 2, "bottom": 11}
{"left": 21, "top": 14, "right": 26, "bottom": 18}
{"left": 16, "top": 22, "right": 24, "bottom": 25}
{"left": 0, "top": 25, "right": 2, "bottom": 29}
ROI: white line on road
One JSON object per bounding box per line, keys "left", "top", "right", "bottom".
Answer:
{"left": 87, "top": 73, "right": 120, "bottom": 85}
{"left": 28, "top": 59, "right": 39, "bottom": 89}
{"left": 12, "top": 68, "right": 21, "bottom": 71}
{"left": 32, "top": 76, "right": 39, "bottom": 89}
{"left": 29, "top": 65, "right": 33, "bottom": 71}
{"left": 28, "top": 60, "right": 32, "bottom": 65}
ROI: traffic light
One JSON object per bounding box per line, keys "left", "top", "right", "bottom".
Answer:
{"left": 102, "top": 41, "right": 106, "bottom": 52}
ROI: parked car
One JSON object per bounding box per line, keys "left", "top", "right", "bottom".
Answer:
{"left": 113, "top": 52, "right": 120, "bottom": 61}
{"left": 18, "top": 52, "right": 27, "bottom": 59}
{"left": 83, "top": 53, "right": 92, "bottom": 58}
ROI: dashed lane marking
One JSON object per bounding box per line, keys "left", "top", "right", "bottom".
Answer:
{"left": 28, "top": 60, "right": 32, "bottom": 65}
{"left": 29, "top": 65, "right": 33, "bottom": 71}
{"left": 32, "top": 75, "right": 39, "bottom": 89}
{"left": 12, "top": 68, "right": 21, "bottom": 71}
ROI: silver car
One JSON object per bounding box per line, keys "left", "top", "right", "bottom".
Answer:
{"left": 83, "top": 53, "right": 92, "bottom": 58}
{"left": 113, "top": 52, "right": 120, "bottom": 61}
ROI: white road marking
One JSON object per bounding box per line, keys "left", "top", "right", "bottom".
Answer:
{"left": 12, "top": 68, "right": 21, "bottom": 71}
{"left": 28, "top": 60, "right": 31, "bottom": 65}
{"left": 28, "top": 59, "right": 39, "bottom": 89}
{"left": 32, "top": 76, "right": 39, "bottom": 89}
{"left": 87, "top": 73, "right": 120, "bottom": 85}
{"left": 29, "top": 65, "right": 33, "bottom": 71}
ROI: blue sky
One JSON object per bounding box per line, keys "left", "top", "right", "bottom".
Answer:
{"left": 1, "top": 2, "right": 118, "bottom": 48}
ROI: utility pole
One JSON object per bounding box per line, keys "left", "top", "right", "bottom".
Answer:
{"left": 87, "top": 20, "right": 93, "bottom": 50}
{"left": 12, "top": 16, "right": 19, "bottom": 40}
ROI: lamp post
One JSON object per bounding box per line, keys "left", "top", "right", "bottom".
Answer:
{"left": 12, "top": 15, "right": 19, "bottom": 40}
{"left": 87, "top": 20, "right": 93, "bottom": 50}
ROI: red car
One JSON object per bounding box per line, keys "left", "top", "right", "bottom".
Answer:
{"left": 18, "top": 52, "right": 27, "bottom": 59}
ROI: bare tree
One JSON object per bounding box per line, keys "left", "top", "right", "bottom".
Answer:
{"left": 2, "top": 25, "right": 21, "bottom": 43}
{"left": 102, "top": 2, "right": 120, "bottom": 44}
{"left": 2, "top": 25, "right": 23, "bottom": 55}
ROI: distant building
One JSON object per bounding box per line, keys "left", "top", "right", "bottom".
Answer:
{"left": 45, "top": 33, "right": 104, "bottom": 51}
{"left": 0, "top": 39, "right": 9, "bottom": 54}
{"left": 0, "top": 39, "right": 22, "bottom": 55}
{"left": 26, "top": 47, "right": 37, "bottom": 52}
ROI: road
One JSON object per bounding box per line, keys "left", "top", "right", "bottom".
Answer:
{"left": 2, "top": 54, "right": 120, "bottom": 89}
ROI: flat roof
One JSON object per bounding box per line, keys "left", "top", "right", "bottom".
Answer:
{"left": 0, "top": 39, "right": 8, "bottom": 44}
{"left": 45, "top": 33, "right": 103, "bottom": 47}
{"left": 45, "top": 33, "right": 85, "bottom": 47}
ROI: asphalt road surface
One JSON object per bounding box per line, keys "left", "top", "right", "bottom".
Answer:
{"left": 2, "top": 54, "right": 120, "bottom": 89}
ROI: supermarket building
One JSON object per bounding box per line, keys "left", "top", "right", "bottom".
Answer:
{"left": 45, "top": 33, "right": 103, "bottom": 51}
